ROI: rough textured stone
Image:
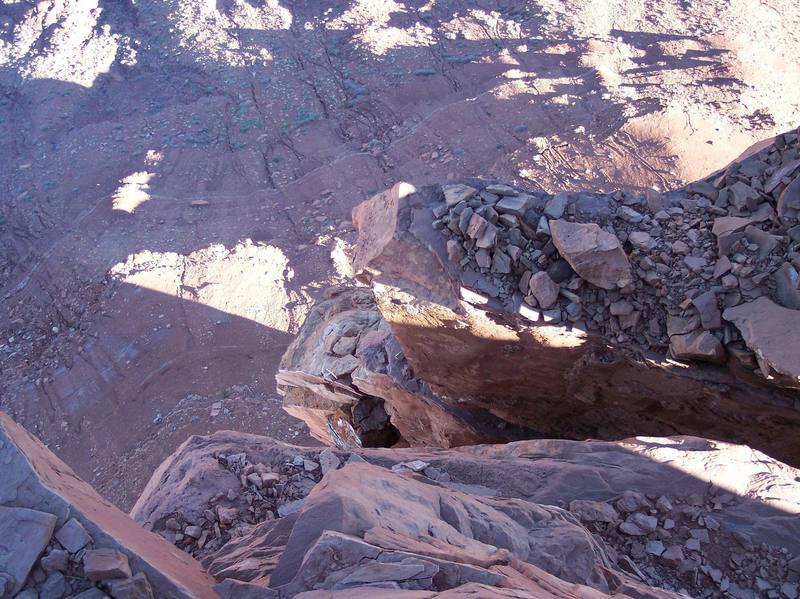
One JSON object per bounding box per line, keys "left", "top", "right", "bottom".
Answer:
{"left": 723, "top": 297, "right": 800, "bottom": 384}
{"left": 549, "top": 220, "right": 632, "bottom": 290}
{"left": 55, "top": 517, "right": 92, "bottom": 553}
{"left": 670, "top": 330, "right": 725, "bottom": 364}
{"left": 528, "top": 271, "right": 559, "bottom": 309}
{"left": 0, "top": 506, "right": 56, "bottom": 596}
{"left": 84, "top": 549, "right": 132, "bottom": 581}
{"left": 0, "top": 414, "right": 218, "bottom": 599}
{"left": 107, "top": 572, "right": 155, "bottom": 599}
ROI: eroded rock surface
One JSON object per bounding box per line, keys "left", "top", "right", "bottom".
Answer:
{"left": 131, "top": 429, "right": 800, "bottom": 599}
{"left": 0, "top": 413, "right": 217, "bottom": 599}
{"left": 337, "top": 130, "right": 800, "bottom": 465}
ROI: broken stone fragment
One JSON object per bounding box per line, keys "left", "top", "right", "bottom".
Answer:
{"left": 744, "top": 225, "right": 781, "bottom": 259}
{"left": 692, "top": 291, "right": 722, "bottom": 330}
{"left": 628, "top": 231, "right": 655, "bottom": 250}
{"left": 55, "top": 517, "right": 92, "bottom": 553}
{"left": 670, "top": 330, "right": 725, "bottom": 364}
{"left": 568, "top": 500, "right": 618, "bottom": 523}
{"left": 528, "top": 271, "right": 559, "bottom": 309}
{"left": 331, "top": 336, "right": 357, "bottom": 357}
{"left": 446, "top": 239, "right": 465, "bottom": 263}
{"left": 778, "top": 175, "right": 800, "bottom": 218}
{"left": 83, "top": 549, "right": 132, "bottom": 581}
{"left": 723, "top": 297, "right": 800, "bottom": 383}
{"left": 667, "top": 315, "right": 700, "bottom": 337}
{"left": 442, "top": 184, "right": 477, "bottom": 208}
{"left": 544, "top": 193, "right": 567, "bottom": 219}
{"left": 549, "top": 220, "right": 632, "bottom": 290}
{"left": 107, "top": 572, "right": 154, "bottom": 599}
{"left": 494, "top": 194, "right": 531, "bottom": 217}
{"left": 775, "top": 262, "right": 800, "bottom": 309}
{"left": 0, "top": 506, "right": 57, "bottom": 596}
{"left": 491, "top": 249, "right": 511, "bottom": 274}
{"left": 484, "top": 183, "right": 517, "bottom": 196}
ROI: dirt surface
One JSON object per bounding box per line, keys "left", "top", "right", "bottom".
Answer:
{"left": 0, "top": 0, "right": 798, "bottom": 510}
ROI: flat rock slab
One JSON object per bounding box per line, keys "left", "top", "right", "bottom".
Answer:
{"left": 0, "top": 506, "right": 57, "bottom": 595}
{"left": 84, "top": 549, "right": 132, "bottom": 581}
{"left": 723, "top": 297, "right": 800, "bottom": 383}
{"left": 549, "top": 220, "right": 632, "bottom": 290}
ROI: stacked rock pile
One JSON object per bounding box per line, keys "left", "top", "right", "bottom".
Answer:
{"left": 432, "top": 128, "right": 800, "bottom": 376}
{"left": 569, "top": 490, "right": 800, "bottom": 599}
{"left": 156, "top": 448, "right": 345, "bottom": 559}
{"left": 0, "top": 509, "right": 154, "bottom": 599}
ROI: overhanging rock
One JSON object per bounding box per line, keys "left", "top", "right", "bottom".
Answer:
{"left": 347, "top": 178, "right": 800, "bottom": 465}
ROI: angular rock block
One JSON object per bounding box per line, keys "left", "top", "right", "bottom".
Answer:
{"left": 0, "top": 413, "right": 218, "bottom": 598}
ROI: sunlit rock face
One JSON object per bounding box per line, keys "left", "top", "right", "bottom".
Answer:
{"left": 309, "top": 172, "right": 800, "bottom": 465}
{"left": 132, "top": 428, "right": 800, "bottom": 599}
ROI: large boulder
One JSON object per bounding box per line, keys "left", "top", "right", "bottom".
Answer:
{"left": 0, "top": 413, "right": 218, "bottom": 598}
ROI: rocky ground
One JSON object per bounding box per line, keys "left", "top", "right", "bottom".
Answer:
{"left": 1, "top": 0, "right": 800, "bottom": 509}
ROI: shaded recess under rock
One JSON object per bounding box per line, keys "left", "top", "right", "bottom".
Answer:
{"left": 276, "top": 130, "right": 800, "bottom": 464}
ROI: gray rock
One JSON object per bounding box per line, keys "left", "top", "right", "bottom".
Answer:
{"left": 616, "top": 490, "right": 648, "bottom": 513}
{"left": 629, "top": 513, "right": 658, "bottom": 533}
{"left": 318, "top": 449, "right": 341, "bottom": 475}
{"left": 629, "top": 231, "right": 655, "bottom": 250}
{"left": 40, "top": 571, "right": 66, "bottom": 598}
{"left": 442, "top": 184, "right": 477, "bottom": 208}
{"left": 568, "top": 500, "right": 619, "bottom": 523}
{"left": 107, "top": 573, "right": 155, "bottom": 599}
{"left": 14, "top": 589, "right": 40, "bottom": 599}
{"left": 670, "top": 330, "right": 725, "bottom": 364}
{"left": 0, "top": 506, "right": 56, "bottom": 596}
{"left": 645, "top": 540, "right": 665, "bottom": 556}
{"left": 83, "top": 549, "right": 132, "bottom": 581}
{"left": 484, "top": 184, "right": 517, "bottom": 196}
{"left": 692, "top": 291, "right": 722, "bottom": 330}
{"left": 331, "top": 336, "right": 357, "bottom": 357}
{"left": 775, "top": 262, "right": 800, "bottom": 310}
{"left": 55, "top": 518, "right": 92, "bottom": 554}
{"left": 41, "top": 549, "right": 69, "bottom": 573}
{"left": 491, "top": 249, "right": 511, "bottom": 274}
{"left": 661, "top": 545, "right": 684, "bottom": 562}
{"left": 494, "top": 195, "right": 531, "bottom": 218}
{"left": 544, "top": 193, "right": 568, "bottom": 219}
{"left": 617, "top": 206, "right": 644, "bottom": 223}
{"left": 528, "top": 271, "right": 559, "bottom": 309}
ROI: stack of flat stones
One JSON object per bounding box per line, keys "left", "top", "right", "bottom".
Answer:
{"left": 0, "top": 507, "right": 153, "bottom": 599}
{"left": 432, "top": 127, "right": 800, "bottom": 369}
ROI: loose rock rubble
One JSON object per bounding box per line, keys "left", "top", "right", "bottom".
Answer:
{"left": 433, "top": 128, "right": 800, "bottom": 381}
{"left": 153, "top": 448, "right": 343, "bottom": 560}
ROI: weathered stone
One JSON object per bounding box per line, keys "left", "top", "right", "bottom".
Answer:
{"left": 442, "top": 184, "right": 477, "bottom": 208}
{"left": 645, "top": 540, "right": 665, "bottom": 556}
{"left": 107, "top": 573, "right": 155, "bottom": 599}
{"left": 661, "top": 545, "right": 684, "bottom": 562}
{"left": 778, "top": 175, "right": 800, "bottom": 217}
{"left": 629, "top": 231, "right": 655, "bottom": 250}
{"left": 41, "top": 571, "right": 67, "bottom": 597}
{"left": 465, "top": 212, "right": 488, "bottom": 240}
{"left": 617, "top": 206, "right": 644, "bottom": 223}
{"left": 569, "top": 500, "right": 618, "bottom": 523}
{"left": 476, "top": 222, "right": 498, "bottom": 249}
{"left": 446, "top": 239, "right": 465, "bottom": 263}
{"left": 55, "top": 517, "right": 92, "bottom": 553}
{"left": 712, "top": 216, "right": 752, "bottom": 237}
{"left": 629, "top": 513, "right": 658, "bottom": 533}
{"left": 667, "top": 315, "right": 700, "bottom": 337}
{"left": 528, "top": 271, "right": 559, "bottom": 309}
{"left": 549, "top": 220, "right": 632, "bottom": 290}
{"left": 331, "top": 336, "right": 357, "bottom": 357}
{"left": 0, "top": 506, "right": 56, "bottom": 596}
{"left": 494, "top": 195, "right": 531, "bottom": 217}
{"left": 73, "top": 588, "right": 111, "bottom": 599}
{"left": 41, "top": 549, "right": 69, "bottom": 572}
{"left": 544, "top": 193, "right": 568, "bottom": 219}
{"left": 83, "top": 549, "right": 132, "bottom": 581}
{"left": 744, "top": 225, "right": 781, "bottom": 258}
{"left": 692, "top": 291, "right": 722, "bottom": 330}
{"left": 491, "top": 249, "right": 511, "bottom": 274}
{"left": 484, "top": 183, "right": 517, "bottom": 196}
{"left": 724, "top": 297, "right": 800, "bottom": 383}
{"left": 775, "top": 262, "right": 800, "bottom": 309}
{"left": 318, "top": 448, "right": 341, "bottom": 475}
{"left": 670, "top": 330, "right": 725, "bottom": 364}
{"left": 713, "top": 256, "right": 732, "bottom": 279}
